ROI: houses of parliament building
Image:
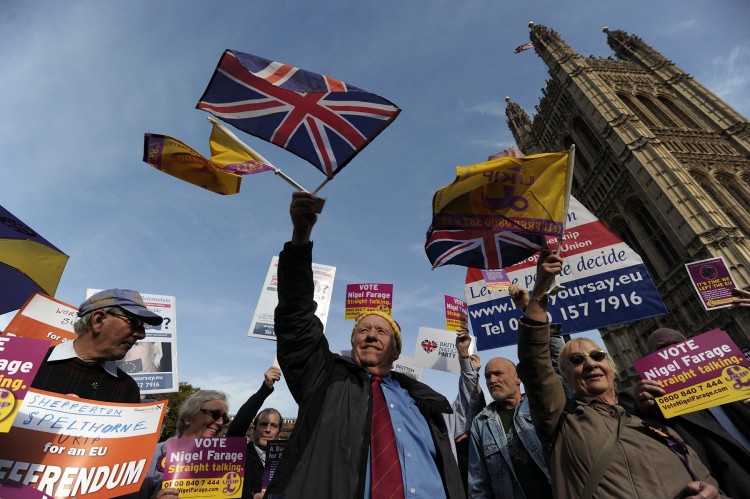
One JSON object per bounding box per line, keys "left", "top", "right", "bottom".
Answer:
{"left": 505, "top": 23, "right": 750, "bottom": 386}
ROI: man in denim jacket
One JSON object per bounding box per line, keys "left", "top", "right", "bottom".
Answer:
{"left": 467, "top": 357, "right": 551, "bottom": 498}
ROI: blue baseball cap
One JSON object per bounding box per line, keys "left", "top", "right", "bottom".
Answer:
{"left": 78, "top": 289, "right": 164, "bottom": 325}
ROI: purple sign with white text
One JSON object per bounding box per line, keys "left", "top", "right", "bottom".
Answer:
{"left": 632, "top": 329, "right": 750, "bottom": 417}
{"left": 162, "top": 437, "right": 246, "bottom": 498}
{"left": 0, "top": 335, "right": 50, "bottom": 432}
{"left": 685, "top": 257, "right": 738, "bottom": 310}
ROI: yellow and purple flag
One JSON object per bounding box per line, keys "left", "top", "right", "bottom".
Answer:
{"left": 209, "top": 121, "right": 275, "bottom": 175}
{"left": 143, "top": 132, "right": 242, "bottom": 195}
{"left": 425, "top": 150, "right": 571, "bottom": 270}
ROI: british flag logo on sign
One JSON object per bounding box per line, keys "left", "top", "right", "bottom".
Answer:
{"left": 421, "top": 339, "right": 438, "bottom": 354}
{"left": 197, "top": 50, "right": 401, "bottom": 178}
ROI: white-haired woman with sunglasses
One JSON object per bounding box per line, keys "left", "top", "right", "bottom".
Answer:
{"left": 516, "top": 250, "right": 723, "bottom": 499}
{"left": 137, "top": 390, "right": 229, "bottom": 499}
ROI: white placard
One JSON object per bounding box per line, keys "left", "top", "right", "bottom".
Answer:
{"left": 412, "top": 327, "right": 475, "bottom": 374}
{"left": 248, "top": 256, "right": 336, "bottom": 340}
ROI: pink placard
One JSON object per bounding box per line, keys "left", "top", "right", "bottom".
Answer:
{"left": 162, "top": 437, "right": 246, "bottom": 498}
{"left": 632, "top": 329, "right": 750, "bottom": 417}
{"left": 345, "top": 283, "right": 393, "bottom": 319}
{"left": 444, "top": 295, "right": 468, "bottom": 331}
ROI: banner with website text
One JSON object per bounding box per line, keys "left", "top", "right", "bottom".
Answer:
{"left": 465, "top": 197, "right": 667, "bottom": 350}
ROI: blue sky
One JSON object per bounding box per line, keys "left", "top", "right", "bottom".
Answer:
{"left": 1, "top": 1, "right": 748, "bottom": 418}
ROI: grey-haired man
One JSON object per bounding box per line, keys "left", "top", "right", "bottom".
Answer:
{"left": 31, "top": 288, "right": 163, "bottom": 402}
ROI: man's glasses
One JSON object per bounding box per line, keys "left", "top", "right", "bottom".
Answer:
{"left": 200, "top": 408, "right": 229, "bottom": 424}
{"left": 107, "top": 310, "right": 144, "bottom": 330}
{"left": 566, "top": 350, "right": 608, "bottom": 366}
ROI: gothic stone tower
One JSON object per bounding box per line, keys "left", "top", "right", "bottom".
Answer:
{"left": 505, "top": 24, "right": 750, "bottom": 385}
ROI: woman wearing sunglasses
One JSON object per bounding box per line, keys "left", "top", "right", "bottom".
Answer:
{"left": 516, "top": 250, "right": 723, "bottom": 499}
{"left": 139, "top": 390, "right": 229, "bottom": 499}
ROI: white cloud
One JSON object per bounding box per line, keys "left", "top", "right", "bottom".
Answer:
{"left": 706, "top": 42, "right": 750, "bottom": 114}
{"left": 464, "top": 101, "right": 505, "bottom": 117}
{"left": 663, "top": 19, "right": 698, "bottom": 35}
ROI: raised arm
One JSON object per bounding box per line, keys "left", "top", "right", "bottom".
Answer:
{"left": 516, "top": 250, "right": 567, "bottom": 444}
{"left": 226, "top": 366, "right": 280, "bottom": 437}
{"left": 275, "top": 192, "right": 334, "bottom": 403}
{"left": 451, "top": 328, "right": 484, "bottom": 438}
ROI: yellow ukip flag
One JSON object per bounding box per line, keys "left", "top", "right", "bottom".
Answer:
{"left": 143, "top": 132, "right": 242, "bottom": 195}
{"left": 208, "top": 120, "right": 275, "bottom": 175}
{"left": 431, "top": 150, "right": 572, "bottom": 237}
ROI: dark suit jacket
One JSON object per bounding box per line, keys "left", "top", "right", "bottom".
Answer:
{"left": 244, "top": 444, "right": 266, "bottom": 498}
{"left": 226, "top": 382, "right": 275, "bottom": 498}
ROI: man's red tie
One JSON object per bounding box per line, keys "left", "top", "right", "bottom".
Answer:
{"left": 370, "top": 375, "right": 405, "bottom": 499}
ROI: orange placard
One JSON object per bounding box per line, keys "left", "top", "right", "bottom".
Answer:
{"left": 0, "top": 389, "right": 166, "bottom": 498}
{"left": 4, "top": 293, "right": 77, "bottom": 345}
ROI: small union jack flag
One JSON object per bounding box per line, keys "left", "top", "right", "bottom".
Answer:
{"left": 196, "top": 50, "right": 401, "bottom": 178}
{"left": 421, "top": 339, "right": 438, "bottom": 354}
{"left": 425, "top": 227, "right": 545, "bottom": 270}
{"left": 513, "top": 42, "right": 534, "bottom": 54}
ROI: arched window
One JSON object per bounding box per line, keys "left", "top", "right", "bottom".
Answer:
{"left": 691, "top": 171, "right": 740, "bottom": 228}
{"left": 636, "top": 94, "right": 678, "bottom": 127}
{"left": 610, "top": 215, "right": 660, "bottom": 278}
{"left": 633, "top": 208, "right": 675, "bottom": 267}
{"left": 713, "top": 173, "right": 750, "bottom": 236}
{"left": 617, "top": 93, "right": 656, "bottom": 127}
{"left": 564, "top": 135, "right": 589, "bottom": 187}
{"left": 658, "top": 97, "right": 700, "bottom": 128}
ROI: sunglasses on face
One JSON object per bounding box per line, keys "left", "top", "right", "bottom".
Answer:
{"left": 107, "top": 310, "right": 144, "bottom": 330}
{"left": 199, "top": 408, "right": 229, "bottom": 424}
{"left": 566, "top": 350, "right": 608, "bottom": 366}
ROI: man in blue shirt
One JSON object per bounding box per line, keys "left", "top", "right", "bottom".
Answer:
{"left": 266, "top": 192, "right": 464, "bottom": 499}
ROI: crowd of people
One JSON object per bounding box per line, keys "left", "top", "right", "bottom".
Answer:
{"left": 16, "top": 191, "right": 750, "bottom": 499}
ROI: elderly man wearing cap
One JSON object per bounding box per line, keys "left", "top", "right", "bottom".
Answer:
{"left": 31, "top": 289, "right": 163, "bottom": 403}
{"left": 265, "top": 192, "right": 464, "bottom": 499}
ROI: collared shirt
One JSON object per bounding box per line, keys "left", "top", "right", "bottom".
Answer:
{"left": 48, "top": 340, "right": 120, "bottom": 377}
{"left": 254, "top": 443, "right": 266, "bottom": 466}
{"left": 365, "top": 374, "right": 446, "bottom": 499}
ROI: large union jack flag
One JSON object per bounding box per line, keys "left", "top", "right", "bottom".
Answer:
{"left": 425, "top": 227, "right": 545, "bottom": 270}
{"left": 196, "top": 50, "right": 401, "bottom": 178}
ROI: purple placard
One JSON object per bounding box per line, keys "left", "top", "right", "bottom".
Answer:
{"left": 0, "top": 335, "right": 50, "bottom": 432}
{"left": 345, "top": 283, "right": 394, "bottom": 319}
{"left": 163, "top": 436, "right": 246, "bottom": 498}
{"left": 480, "top": 269, "right": 511, "bottom": 291}
{"left": 632, "top": 329, "right": 750, "bottom": 417}
{"left": 685, "top": 257, "right": 738, "bottom": 310}
{"left": 261, "top": 439, "right": 286, "bottom": 492}
{"left": 444, "top": 295, "right": 468, "bottom": 331}
{"left": 0, "top": 481, "right": 54, "bottom": 498}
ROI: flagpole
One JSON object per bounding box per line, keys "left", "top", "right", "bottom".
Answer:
{"left": 556, "top": 144, "right": 576, "bottom": 257}
{"left": 548, "top": 144, "right": 576, "bottom": 296}
{"left": 207, "top": 118, "right": 309, "bottom": 193}
{"left": 311, "top": 177, "right": 332, "bottom": 195}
